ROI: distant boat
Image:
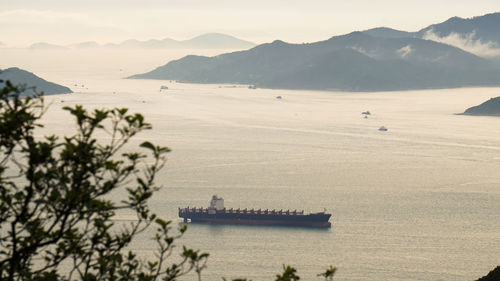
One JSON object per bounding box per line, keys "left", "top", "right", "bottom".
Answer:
{"left": 248, "top": 85, "right": 257, "bottom": 89}
{"left": 378, "top": 126, "right": 388, "bottom": 131}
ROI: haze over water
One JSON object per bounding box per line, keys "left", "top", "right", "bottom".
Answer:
{"left": 1, "top": 48, "right": 499, "bottom": 280}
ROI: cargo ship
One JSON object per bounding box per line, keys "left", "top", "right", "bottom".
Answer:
{"left": 178, "top": 195, "right": 332, "bottom": 228}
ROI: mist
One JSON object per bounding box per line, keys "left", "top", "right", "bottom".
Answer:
{"left": 423, "top": 29, "right": 500, "bottom": 58}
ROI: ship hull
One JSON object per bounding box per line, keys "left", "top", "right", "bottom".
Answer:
{"left": 189, "top": 217, "right": 331, "bottom": 228}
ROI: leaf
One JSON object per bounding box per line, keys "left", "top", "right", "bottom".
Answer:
{"left": 140, "top": 141, "right": 156, "bottom": 152}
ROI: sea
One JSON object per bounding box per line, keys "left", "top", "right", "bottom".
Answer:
{"left": 0, "top": 48, "right": 499, "bottom": 281}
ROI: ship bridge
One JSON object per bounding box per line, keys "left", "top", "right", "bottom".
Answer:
{"left": 209, "top": 195, "right": 224, "bottom": 214}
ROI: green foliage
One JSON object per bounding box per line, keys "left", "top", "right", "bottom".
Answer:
{"left": 0, "top": 82, "right": 208, "bottom": 281}
{"left": 223, "top": 264, "right": 336, "bottom": 281}
{"left": 317, "top": 266, "right": 337, "bottom": 281}
{"left": 275, "top": 265, "right": 300, "bottom": 281}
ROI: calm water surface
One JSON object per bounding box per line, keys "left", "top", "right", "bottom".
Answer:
{"left": 1, "top": 49, "right": 499, "bottom": 280}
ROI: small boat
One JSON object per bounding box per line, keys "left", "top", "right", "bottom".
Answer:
{"left": 378, "top": 126, "right": 388, "bottom": 131}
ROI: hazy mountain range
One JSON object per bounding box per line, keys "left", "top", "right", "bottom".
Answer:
{"left": 29, "top": 42, "right": 69, "bottom": 50}
{"left": 0, "top": 68, "right": 72, "bottom": 95}
{"left": 129, "top": 12, "right": 500, "bottom": 91}
{"left": 28, "top": 33, "right": 256, "bottom": 50}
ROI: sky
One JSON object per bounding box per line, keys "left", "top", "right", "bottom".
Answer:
{"left": 2, "top": 0, "right": 500, "bottom": 46}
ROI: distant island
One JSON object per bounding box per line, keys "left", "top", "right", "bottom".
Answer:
{"left": 462, "top": 97, "right": 500, "bottom": 116}
{"left": 0, "top": 68, "right": 72, "bottom": 95}
{"left": 29, "top": 42, "right": 69, "bottom": 50}
{"left": 28, "top": 33, "right": 256, "bottom": 50}
{"left": 128, "top": 12, "right": 500, "bottom": 92}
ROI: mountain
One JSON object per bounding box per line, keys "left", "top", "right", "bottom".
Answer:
{"left": 181, "top": 33, "right": 256, "bottom": 49}
{"left": 418, "top": 13, "right": 500, "bottom": 46}
{"left": 0, "top": 67, "right": 72, "bottom": 95}
{"left": 128, "top": 32, "right": 500, "bottom": 91}
{"left": 362, "top": 13, "right": 500, "bottom": 44}
{"left": 29, "top": 42, "right": 68, "bottom": 50}
{"left": 462, "top": 97, "right": 500, "bottom": 116}
{"left": 362, "top": 13, "right": 500, "bottom": 58}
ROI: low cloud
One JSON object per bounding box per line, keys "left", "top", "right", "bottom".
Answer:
{"left": 350, "top": 46, "right": 376, "bottom": 58}
{"left": 396, "top": 45, "right": 412, "bottom": 58}
{"left": 423, "top": 29, "right": 500, "bottom": 58}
